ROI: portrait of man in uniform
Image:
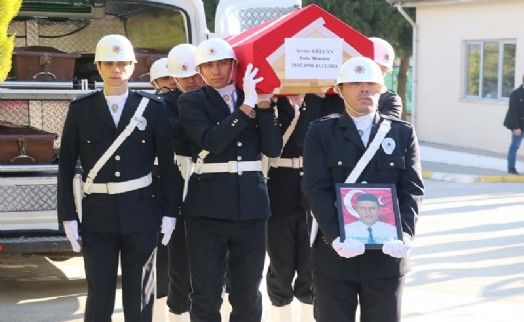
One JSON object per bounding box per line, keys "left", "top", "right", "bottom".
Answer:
{"left": 336, "top": 186, "right": 401, "bottom": 247}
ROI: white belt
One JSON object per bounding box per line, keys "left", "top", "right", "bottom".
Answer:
{"left": 86, "top": 173, "right": 152, "bottom": 194}
{"left": 271, "top": 157, "right": 303, "bottom": 169}
{"left": 198, "top": 161, "right": 262, "bottom": 174}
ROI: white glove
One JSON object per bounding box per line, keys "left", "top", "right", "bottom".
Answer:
{"left": 161, "top": 216, "right": 177, "bottom": 246}
{"left": 243, "top": 63, "right": 264, "bottom": 108}
{"left": 382, "top": 239, "right": 412, "bottom": 258}
{"left": 63, "top": 220, "right": 81, "bottom": 252}
{"left": 257, "top": 93, "right": 273, "bottom": 104}
{"left": 332, "top": 236, "right": 365, "bottom": 258}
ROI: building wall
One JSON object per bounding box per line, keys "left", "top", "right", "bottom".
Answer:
{"left": 414, "top": 2, "right": 524, "bottom": 156}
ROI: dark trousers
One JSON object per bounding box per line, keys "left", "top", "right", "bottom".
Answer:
{"left": 185, "top": 217, "right": 267, "bottom": 322}
{"left": 156, "top": 236, "right": 169, "bottom": 298}
{"left": 312, "top": 270, "right": 404, "bottom": 322}
{"left": 82, "top": 230, "right": 158, "bottom": 322}
{"left": 266, "top": 214, "right": 313, "bottom": 306}
{"left": 166, "top": 216, "right": 191, "bottom": 314}
{"left": 156, "top": 217, "right": 191, "bottom": 314}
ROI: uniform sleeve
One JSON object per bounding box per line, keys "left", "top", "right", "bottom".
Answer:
{"left": 179, "top": 93, "right": 251, "bottom": 155}
{"left": 293, "top": 94, "right": 324, "bottom": 148}
{"left": 396, "top": 125, "right": 424, "bottom": 238}
{"left": 301, "top": 122, "right": 340, "bottom": 243}
{"left": 256, "top": 107, "right": 283, "bottom": 158}
{"left": 152, "top": 100, "right": 180, "bottom": 218}
{"left": 57, "top": 104, "right": 80, "bottom": 222}
{"left": 378, "top": 90, "right": 403, "bottom": 119}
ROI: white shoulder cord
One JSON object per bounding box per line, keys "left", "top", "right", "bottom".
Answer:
{"left": 269, "top": 98, "right": 301, "bottom": 165}
{"left": 262, "top": 98, "right": 301, "bottom": 177}
{"left": 309, "top": 119, "right": 392, "bottom": 246}
{"left": 83, "top": 97, "right": 150, "bottom": 195}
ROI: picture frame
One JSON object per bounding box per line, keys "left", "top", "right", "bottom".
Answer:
{"left": 335, "top": 183, "right": 403, "bottom": 249}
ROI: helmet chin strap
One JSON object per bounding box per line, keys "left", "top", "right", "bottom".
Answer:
{"left": 342, "top": 98, "right": 367, "bottom": 117}
{"left": 336, "top": 85, "right": 373, "bottom": 117}
{"left": 174, "top": 78, "right": 188, "bottom": 93}
{"left": 197, "top": 60, "right": 236, "bottom": 89}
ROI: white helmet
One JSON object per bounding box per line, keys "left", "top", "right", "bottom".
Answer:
{"left": 168, "top": 44, "right": 198, "bottom": 78}
{"left": 336, "top": 56, "right": 384, "bottom": 85}
{"left": 149, "top": 58, "right": 170, "bottom": 82}
{"left": 195, "top": 38, "right": 236, "bottom": 67}
{"left": 369, "top": 37, "right": 395, "bottom": 72}
{"left": 94, "top": 34, "right": 137, "bottom": 63}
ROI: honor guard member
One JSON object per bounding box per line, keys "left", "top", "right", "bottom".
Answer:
{"left": 369, "top": 37, "right": 403, "bottom": 119}
{"left": 148, "top": 57, "right": 185, "bottom": 303}
{"left": 150, "top": 57, "right": 178, "bottom": 95}
{"left": 301, "top": 56, "right": 424, "bottom": 322}
{"left": 57, "top": 34, "right": 178, "bottom": 322}
{"left": 265, "top": 95, "right": 315, "bottom": 322}
{"left": 156, "top": 44, "right": 203, "bottom": 322}
{"left": 178, "top": 37, "right": 283, "bottom": 322}
{"left": 264, "top": 92, "right": 345, "bottom": 322}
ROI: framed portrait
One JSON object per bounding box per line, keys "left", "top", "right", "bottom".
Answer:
{"left": 335, "top": 183, "right": 403, "bottom": 249}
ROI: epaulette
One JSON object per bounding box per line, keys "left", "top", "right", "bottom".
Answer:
{"left": 134, "top": 90, "right": 163, "bottom": 102}
{"left": 71, "top": 90, "right": 100, "bottom": 103}
{"left": 381, "top": 114, "right": 410, "bottom": 125}
{"left": 312, "top": 113, "right": 341, "bottom": 123}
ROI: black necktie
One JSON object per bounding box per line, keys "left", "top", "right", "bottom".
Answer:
{"left": 367, "top": 227, "right": 375, "bottom": 243}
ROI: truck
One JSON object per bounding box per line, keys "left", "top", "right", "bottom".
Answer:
{"left": 0, "top": 0, "right": 300, "bottom": 259}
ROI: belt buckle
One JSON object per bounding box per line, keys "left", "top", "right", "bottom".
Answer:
{"left": 106, "top": 182, "right": 116, "bottom": 194}
{"left": 292, "top": 158, "right": 301, "bottom": 169}
{"left": 228, "top": 161, "right": 238, "bottom": 173}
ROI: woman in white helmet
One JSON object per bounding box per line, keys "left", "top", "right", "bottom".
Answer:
{"left": 301, "top": 56, "right": 424, "bottom": 322}
{"left": 369, "top": 37, "right": 403, "bottom": 119}
{"left": 178, "top": 37, "right": 282, "bottom": 322}
{"left": 57, "top": 34, "right": 178, "bottom": 322}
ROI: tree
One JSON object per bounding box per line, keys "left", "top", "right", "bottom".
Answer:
{"left": 202, "top": 0, "right": 414, "bottom": 119}
{"left": 203, "top": 0, "right": 220, "bottom": 32}
{"left": 0, "top": 0, "right": 22, "bottom": 83}
{"left": 303, "top": 0, "right": 414, "bottom": 120}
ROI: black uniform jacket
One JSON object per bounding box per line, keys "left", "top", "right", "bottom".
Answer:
{"left": 378, "top": 89, "right": 403, "bottom": 119}
{"left": 57, "top": 90, "right": 178, "bottom": 234}
{"left": 301, "top": 112, "right": 424, "bottom": 281}
{"left": 503, "top": 86, "right": 524, "bottom": 130}
{"left": 178, "top": 85, "right": 283, "bottom": 221}
{"left": 267, "top": 96, "right": 329, "bottom": 216}
{"left": 164, "top": 89, "right": 192, "bottom": 157}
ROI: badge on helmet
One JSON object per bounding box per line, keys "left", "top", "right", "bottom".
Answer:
{"left": 369, "top": 37, "right": 395, "bottom": 72}
{"left": 94, "top": 34, "right": 137, "bottom": 63}
{"left": 336, "top": 57, "right": 384, "bottom": 85}
{"left": 150, "top": 58, "right": 170, "bottom": 82}
{"left": 195, "top": 38, "right": 236, "bottom": 68}
{"left": 168, "top": 44, "right": 199, "bottom": 78}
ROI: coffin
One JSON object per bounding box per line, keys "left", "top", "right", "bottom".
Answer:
{"left": 225, "top": 4, "right": 374, "bottom": 94}
{"left": 0, "top": 121, "right": 58, "bottom": 165}
{"left": 12, "top": 46, "right": 81, "bottom": 81}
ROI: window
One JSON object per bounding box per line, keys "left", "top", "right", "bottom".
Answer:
{"left": 465, "top": 40, "right": 516, "bottom": 100}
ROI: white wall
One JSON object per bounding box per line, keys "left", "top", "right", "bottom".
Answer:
{"left": 414, "top": 1, "right": 524, "bottom": 156}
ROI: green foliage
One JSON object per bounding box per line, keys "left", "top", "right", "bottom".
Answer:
{"left": 302, "top": 0, "right": 413, "bottom": 56}
{"left": 203, "top": 0, "right": 220, "bottom": 32}
{"left": 0, "top": 0, "right": 22, "bottom": 83}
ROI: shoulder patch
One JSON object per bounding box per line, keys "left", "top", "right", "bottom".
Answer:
{"left": 71, "top": 90, "right": 100, "bottom": 103}
{"left": 135, "top": 90, "right": 163, "bottom": 102}
{"left": 312, "top": 113, "right": 341, "bottom": 123}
